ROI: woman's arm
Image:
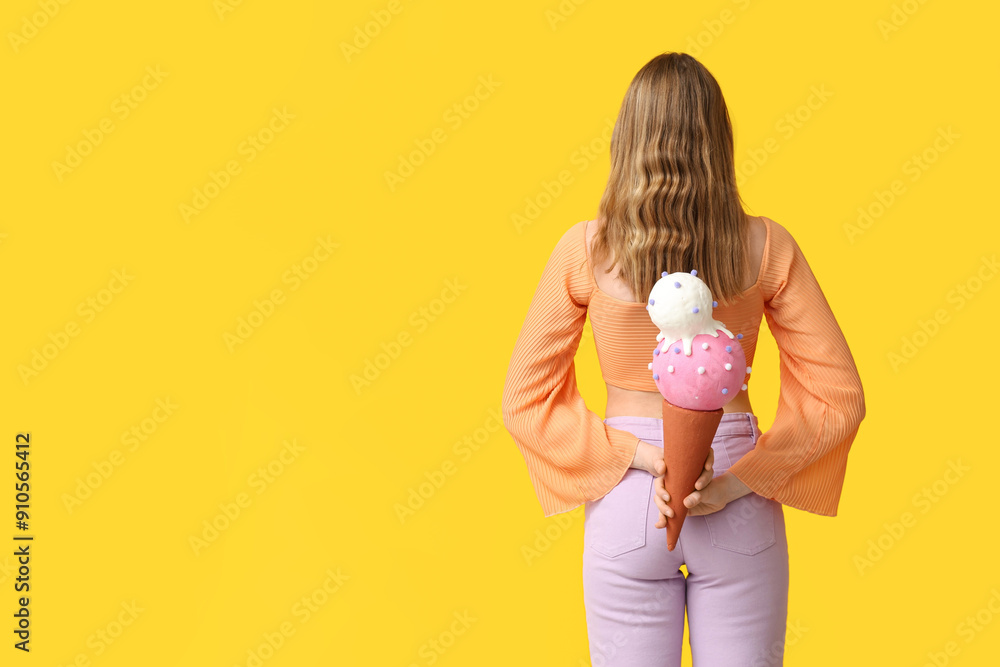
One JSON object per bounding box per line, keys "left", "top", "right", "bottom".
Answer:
{"left": 501, "top": 221, "right": 640, "bottom": 518}
{"left": 726, "top": 220, "right": 866, "bottom": 516}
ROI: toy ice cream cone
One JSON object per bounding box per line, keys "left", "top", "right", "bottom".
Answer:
{"left": 660, "top": 398, "right": 723, "bottom": 551}
{"left": 646, "top": 269, "right": 753, "bottom": 551}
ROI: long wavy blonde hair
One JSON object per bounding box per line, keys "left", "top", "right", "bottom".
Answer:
{"left": 588, "top": 52, "right": 752, "bottom": 306}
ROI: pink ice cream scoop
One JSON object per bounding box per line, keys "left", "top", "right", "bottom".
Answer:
{"left": 650, "top": 331, "right": 748, "bottom": 410}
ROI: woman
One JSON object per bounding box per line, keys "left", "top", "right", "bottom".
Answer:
{"left": 501, "top": 52, "right": 865, "bottom": 666}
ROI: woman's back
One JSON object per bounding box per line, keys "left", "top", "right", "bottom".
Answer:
{"left": 586, "top": 213, "right": 768, "bottom": 419}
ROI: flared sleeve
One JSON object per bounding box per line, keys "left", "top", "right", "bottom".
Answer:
{"left": 502, "top": 221, "right": 640, "bottom": 517}
{"left": 728, "top": 219, "right": 866, "bottom": 516}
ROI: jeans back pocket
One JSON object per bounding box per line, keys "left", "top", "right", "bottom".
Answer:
{"left": 704, "top": 492, "right": 776, "bottom": 556}
{"left": 584, "top": 469, "right": 652, "bottom": 558}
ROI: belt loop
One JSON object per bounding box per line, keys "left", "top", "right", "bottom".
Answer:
{"left": 746, "top": 412, "right": 754, "bottom": 437}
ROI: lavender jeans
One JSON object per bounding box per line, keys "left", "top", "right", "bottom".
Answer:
{"left": 582, "top": 413, "right": 789, "bottom": 667}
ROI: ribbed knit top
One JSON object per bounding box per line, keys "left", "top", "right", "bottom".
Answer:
{"left": 501, "top": 216, "right": 866, "bottom": 518}
{"left": 585, "top": 217, "right": 766, "bottom": 392}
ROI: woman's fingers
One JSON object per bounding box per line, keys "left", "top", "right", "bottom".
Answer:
{"left": 652, "top": 453, "right": 665, "bottom": 477}
{"left": 654, "top": 495, "right": 674, "bottom": 518}
{"left": 653, "top": 475, "right": 673, "bottom": 519}
{"left": 653, "top": 474, "right": 670, "bottom": 503}
{"left": 694, "top": 448, "right": 714, "bottom": 490}
{"left": 693, "top": 466, "right": 713, "bottom": 491}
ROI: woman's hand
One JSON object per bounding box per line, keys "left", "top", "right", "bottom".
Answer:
{"left": 633, "top": 444, "right": 714, "bottom": 525}
{"left": 653, "top": 448, "right": 728, "bottom": 528}
{"left": 630, "top": 439, "right": 662, "bottom": 475}
{"left": 675, "top": 472, "right": 730, "bottom": 517}
{"left": 652, "top": 448, "right": 714, "bottom": 525}
{"left": 654, "top": 470, "right": 753, "bottom": 524}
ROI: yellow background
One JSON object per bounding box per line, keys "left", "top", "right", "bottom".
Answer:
{"left": 2, "top": 0, "right": 998, "bottom": 664}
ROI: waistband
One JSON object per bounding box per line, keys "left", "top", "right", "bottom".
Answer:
{"left": 603, "top": 412, "right": 758, "bottom": 443}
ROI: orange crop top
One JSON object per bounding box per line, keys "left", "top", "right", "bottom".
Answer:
{"left": 586, "top": 219, "right": 764, "bottom": 393}
{"left": 502, "top": 216, "right": 866, "bottom": 518}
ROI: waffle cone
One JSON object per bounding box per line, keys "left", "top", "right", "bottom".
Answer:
{"left": 661, "top": 398, "right": 723, "bottom": 551}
